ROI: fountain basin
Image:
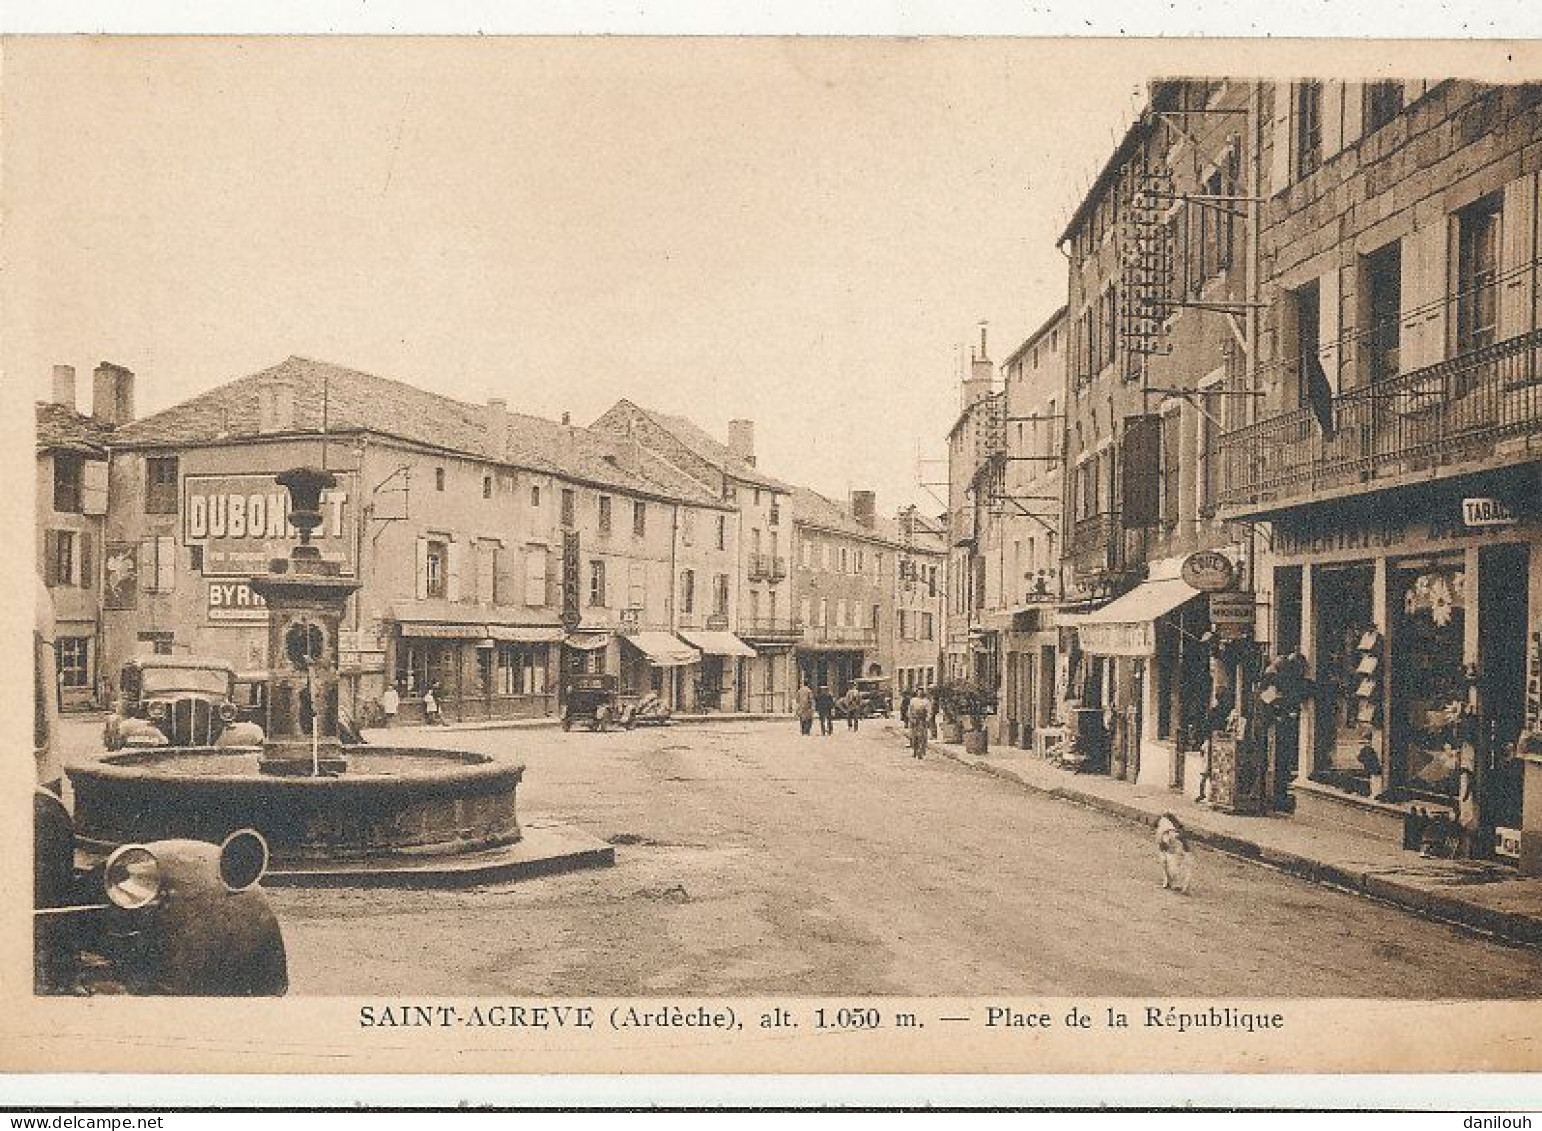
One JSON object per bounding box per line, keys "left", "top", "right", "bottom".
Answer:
{"left": 69, "top": 746, "right": 524, "bottom": 868}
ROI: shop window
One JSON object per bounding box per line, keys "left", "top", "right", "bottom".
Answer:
{"left": 57, "top": 636, "right": 90, "bottom": 689}
{"left": 1361, "top": 240, "right": 1402, "bottom": 385}
{"left": 145, "top": 456, "right": 179, "bottom": 514}
{"left": 53, "top": 454, "right": 84, "bottom": 513}
{"left": 1296, "top": 82, "right": 1324, "bottom": 179}
{"left": 1311, "top": 563, "right": 1377, "bottom": 787}
{"left": 1391, "top": 557, "right": 1468, "bottom": 800}
{"left": 1363, "top": 81, "right": 1404, "bottom": 135}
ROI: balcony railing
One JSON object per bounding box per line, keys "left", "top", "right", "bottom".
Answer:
{"left": 1219, "top": 329, "right": 1542, "bottom": 514}
{"left": 739, "top": 616, "right": 802, "bottom": 640}
{"left": 747, "top": 553, "right": 787, "bottom": 580}
{"left": 802, "top": 623, "right": 880, "bottom": 646}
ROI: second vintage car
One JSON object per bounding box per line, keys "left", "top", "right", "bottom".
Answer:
{"left": 103, "top": 656, "right": 264, "bottom": 749}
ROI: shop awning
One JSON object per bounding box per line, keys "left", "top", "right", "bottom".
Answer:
{"left": 677, "top": 630, "right": 757, "bottom": 658}
{"left": 1060, "top": 578, "right": 1200, "bottom": 656}
{"left": 399, "top": 623, "right": 477, "bottom": 640}
{"left": 488, "top": 625, "right": 564, "bottom": 644}
{"left": 621, "top": 631, "right": 701, "bottom": 667}
{"left": 563, "top": 633, "right": 611, "bottom": 651}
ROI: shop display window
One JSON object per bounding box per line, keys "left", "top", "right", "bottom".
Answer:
{"left": 1391, "top": 556, "right": 1468, "bottom": 800}
{"left": 1312, "top": 563, "right": 1377, "bottom": 788}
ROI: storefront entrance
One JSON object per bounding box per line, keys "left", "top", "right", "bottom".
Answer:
{"left": 1389, "top": 554, "right": 1468, "bottom": 801}
{"left": 1479, "top": 542, "right": 1529, "bottom": 831}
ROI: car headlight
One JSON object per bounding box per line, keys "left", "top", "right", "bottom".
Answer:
{"left": 219, "top": 829, "right": 270, "bottom": 893}
{"left": 218, "top": 702, "right": 238, "bottom": 723}
{"left": 147, "top": 701, "right": 168, "bottom": 721}
{"left": 103, "top": 844, "right": 163, "bottom": 910}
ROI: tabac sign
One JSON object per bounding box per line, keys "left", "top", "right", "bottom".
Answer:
{"left": 185, "top": 472, "right": 357, "bottom": 577}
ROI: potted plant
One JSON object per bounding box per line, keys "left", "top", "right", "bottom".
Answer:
{"left": 935, "top": 678, "right": 992, "bottom": 753}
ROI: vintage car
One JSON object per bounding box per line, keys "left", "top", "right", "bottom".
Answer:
{"left": 34, "top": 790, "right": 289, "bottom": 996}
{"left": 852, "top": 676, "right": 894, "bottom": 718}
{"left": 562, "top": 672, "right": 623, "bottom": 732}
{"left": 35, "top": 587, "right": 287, "bottom": 996}
{"left": 104, "top": 656, "right": 263, "bottom": 749}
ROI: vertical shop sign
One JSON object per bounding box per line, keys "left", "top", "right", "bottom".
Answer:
{"left": 561, "top": 529, "right": 581, "bottom": 632}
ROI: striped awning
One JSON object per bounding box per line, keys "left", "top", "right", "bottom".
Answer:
{"left": 677, "top": 630, "right": 756, "bottom": 658}
{"left": 621, "top": 631, "right": 701, "bottom": 667}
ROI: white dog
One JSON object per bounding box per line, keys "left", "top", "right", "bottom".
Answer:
{"left": 1156, "top": 813, "right": 1194, "bottom": 894}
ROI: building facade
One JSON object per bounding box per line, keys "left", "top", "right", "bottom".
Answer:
{"left": 943, "top": 335, "right": 1003, "bottom": 688}
{"left": 892, "top": 507, "right": 945, "bottom": 694}
{"left": 590, "top": 401, "right": 794, "bottom": 713}
{"left": 35, "top": 363, "right": 122, "bottom": 709}
{"left": 1217, "top": 80, "right": 1542, "bottom": 870}
{"left": 1058, "top": 79, "right": 1263, "bottom": 793}
{"left": 99, "top": 357, "right": 739, "bottom": 724}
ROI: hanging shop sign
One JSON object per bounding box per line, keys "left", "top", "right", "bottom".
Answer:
{"left": 185, "top": 472, "right": 357, "bottom": 577}
{"left": 1462, "top": 497, "right": 1519, "bottom": 528}
{"left": 561, "top": 529, "right": 581, "bottom": 632}
{"left": 1181, "top": 550, "right": 1236, "bottom": 593}
{"left": 1208, "top": 590, "right": 1256, "bottom": 638}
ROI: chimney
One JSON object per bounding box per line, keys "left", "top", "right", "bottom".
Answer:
{"left": 484, "top": 397, "right": 510, "bottom": 457}
{"left": 91, "top": 362, "right": 135, "bottom": 426}
{"left": 850, "top": 489, "right": 876, "bottom": 529}
{"left": 52, "top": 365, "right": 76, "bottom": 410}
{"left": 962, "top": 323, "right": 994, "bottom": 411}
{"left": 727, "top": 419, "right": 756, "bottom": 466}
{"left": 257, "top": 378, "right": 297, "bottom": 435}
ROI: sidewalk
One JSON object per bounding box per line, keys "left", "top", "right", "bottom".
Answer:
{"left": 371, "top": 711, "right": 787, "bottom": 735}
{"left": 921, "top": 728, "right": 1542, "bottom": 950}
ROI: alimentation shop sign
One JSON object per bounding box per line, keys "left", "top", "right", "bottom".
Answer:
{"left": 185, "top": 472, "right": 357, "bottom": 577}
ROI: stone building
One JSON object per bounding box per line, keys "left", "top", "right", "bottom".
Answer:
{"left": 35, "top": 363, "right": 124, "bottom": 709}
{"left": 892, "top": 507, "right": 945, "bottom": 694}
{"left": 1057, "top": 79, "right": 1262, "bottom": 793}
{"left": 943, "top": 331, "right": 1003, "bottom": 687}
{"left": 99, "top": 356, "right": 738, "bottom": 723}
{"left": 988, "top": 308, "right": 1068, "bottom": 751}
{"left": 591, "top": 401, "right": 793, "bottom": 713}
{"left": 1217, "top": 80, "right": 1542, "bottom": 869}
{"left": 791, "top": 487, "right": 902, "bottom": 693}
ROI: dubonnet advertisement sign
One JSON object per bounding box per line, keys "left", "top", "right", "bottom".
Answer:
{"left": 184, "top": 472, "right": 358, "bottom": 578}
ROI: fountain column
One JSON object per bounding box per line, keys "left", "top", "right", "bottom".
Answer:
{"left": 251, "top": 467, "right": 361, "bottom": 777}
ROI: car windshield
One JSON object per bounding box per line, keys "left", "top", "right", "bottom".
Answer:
{"left": 140, "top": 668, "right": 231, "bottom": 696}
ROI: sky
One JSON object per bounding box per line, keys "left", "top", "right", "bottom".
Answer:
{"left": 2, "top": 38, "right": 1162, "bottom": 512}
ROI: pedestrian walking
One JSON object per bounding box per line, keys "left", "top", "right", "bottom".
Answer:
{"left": 842, "top": 685, "right": 862, "bottom": 731}
{"left": 424, "top": 683, "right": 445, "bottom": 726}
{"left": 380, "top": 682, "right": 401, "bottom": 728}
{"left": 795, "top": 681, "right": 815, "bottom": 736}
{"left": 906, "top": 689, "right": 933, "bottom": 759}
{"left": 900, "top": 687, "right": 913, "bottom": 730}
{"left": 815, "top": 686, "right": 836, "bottom": 736}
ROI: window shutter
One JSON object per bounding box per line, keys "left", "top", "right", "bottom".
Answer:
{"left": 156, "top": 535, "right": 176, "bottom": 592}
{"left": 1268, "top": 84, "right": 1293, "bottom": 195}
{"left": 476, "top": 542, "right": 496, "bottom": 606}
{"left": 1500, "top": 173, "right": 1539, "bottom": 339}
{"left": 45, "top": 531, "right": 60, "bottom": 586}
{"left": 139, "top": 538, "right": 157, "bottom": 592}
{"left": 1341, "top": 83, "right": 1364, "bottom": 149}
{"left": 1318, "top": 265, "right": 1342, "bottom": 393}
{"left": 494, "top": 547, "right": 516, "bottom": 607}
{"left": 82, "top": 460, "right": 108, "bottom": 516}
{"left": 1400, "top": 221, "right": 1449, "bottom": 369}
{"left": 445, "top": 539, "right": 462, "bottom": 602}
{"left": 79, "top": 533, "right": 94, "bottom": 589}
{"left": 1321, "top": 81, "right": 1345, "bottom": 158}
{"left": 414, "top": 537, "right": 429, "bottom": 600}
{"left": 524, "top": 548, "right": 547, "bottom": 607}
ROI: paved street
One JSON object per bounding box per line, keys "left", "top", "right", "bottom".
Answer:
{"left": 233, "top": 719, "right": 1542, "bottom": 997}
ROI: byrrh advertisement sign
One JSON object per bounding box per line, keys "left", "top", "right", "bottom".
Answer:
{"left": 185, "top": 472, "right": 358, "bottom": 577}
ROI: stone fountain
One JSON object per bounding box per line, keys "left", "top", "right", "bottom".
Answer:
{"left": 70, "top": 466, "right": 612, "bottom": 885}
